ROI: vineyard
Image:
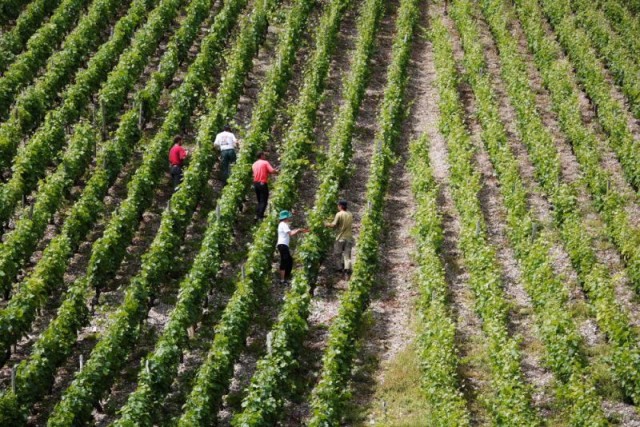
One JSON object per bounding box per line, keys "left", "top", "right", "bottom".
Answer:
{"left": 1, "top": 0, "right": 640, "bottom": 425}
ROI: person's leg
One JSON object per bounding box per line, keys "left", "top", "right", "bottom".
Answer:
{"left": 171, "top": 166, "right": 182, "bottom": 191}
{"left": 222, "top": 150, "right": 237, "bottom": 183}
{"left": 284, "top": 245, "right": 293, "bottom": 280}
{"left": 257, "top": 183, "right": 269, "bottom": 219}
{"left": 227, "top": 150, "right": 237, "bottom": 177}
{"left": 221, "top": 151, "right": 230, "bottom": 183}
{"left": 170, "top": 167, "right": 177, "bottom": 190}
{"left": 343, "top": 240, "right": 353, "bottom": 276}
{"left": 278, "top": 245, "right": 291, "bottom": 282}
{"left": 334, "top": 240, "right": 345, "bottom": 272}
{"left": 263, "top": 184, "right": 270, "bottom": 217}
{"left": 254, "top": 183, "right": 262, "bottom": 219}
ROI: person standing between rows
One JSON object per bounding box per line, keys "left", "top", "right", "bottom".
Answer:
{"left": 214, "top": 124, "right": 239, "bottom": 184}
{"left": 277, "top": 210, "right": 308, "bottom": 285}
{"left": 252, "top": 151, "right": 278, "bottom": 221}
{"left": 326, "top": 199, "right": 354, "bottom": 280}
{"left": 168, "top": 135, "right": 188, "bottom": 192}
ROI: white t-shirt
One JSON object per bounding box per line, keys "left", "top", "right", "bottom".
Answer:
{"left": 214, "top": 131, "right": 237, "bottom": 150}
{"left": 277, "top": 221, "right": 291, "bottom": 246}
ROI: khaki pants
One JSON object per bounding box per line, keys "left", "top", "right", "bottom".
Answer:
{"left": 334, "top": 239, "right": 353, "bottom": 271}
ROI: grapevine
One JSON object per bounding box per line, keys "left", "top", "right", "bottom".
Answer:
{"left": 408, "top": 133, "right": 471, "bottom": 426}
{"left": 0, "top": 0, "right": 244, "bottom": 420}
{"left": 0, "top": 0, "right": 142, "bottom": 164}
{"left": 46, "top": 0, "right": 276, "bottom": 423}
{"left": 510, "top": 0, "right": 640, "bottom": 404}
{"left": 428, "top": 15, "right": 540, "bottom": 425}
{"left": 175, "top": 0, "right": 349, "bottom": 419}
{"left": 540, "top": 0, "right": 640, "bottom": 192}
{"left": 572, "top": 0, "right": 640, "bottom": 120}
{"left": 308, "top": 0, "right": 420, "bottom": 422}
{"left": 112, "top": 0, "right": 317, "bottom": 423}
{"left": 233, "top": 0, "right": 383, "bottom": 423}
{"left": 0, "top": 0, "right": 91, "bottom": 115}
{"left": 0, "top": 0, "right": 31, "bottom": 24}
{"left": 596, "top": 0, "right": 640, "bottom": 60}
{"left": 0, "top": 0, "right": 62, "bottom": 72}
{"left": 450, "top": 0, "right": 606, "bottom": 422}
{"left": 0, "top": 0, "right": 162, "bottom": 221}
{"left": 0, "top": 0, "right": 223, "bottom": 364}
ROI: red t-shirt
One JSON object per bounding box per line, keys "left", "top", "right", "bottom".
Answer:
{"left": 169, "top": 144, "right": 187, "bottom": 166}
{"left": 252, "top": 159, "right": 275, "bottom": 183}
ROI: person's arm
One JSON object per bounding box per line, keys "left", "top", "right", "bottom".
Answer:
{"left": 267, "top": 162, "right": 278, "bottom": 174}
{"left": 289, "top": 228, "right": 309, "bottom": 236}
{"left": 325, "top": 213, "right": 339, "bottom": 228}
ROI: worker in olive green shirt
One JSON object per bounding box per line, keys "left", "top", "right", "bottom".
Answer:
{"left": 325, "top": 200, "right": 354, "bottom": 279}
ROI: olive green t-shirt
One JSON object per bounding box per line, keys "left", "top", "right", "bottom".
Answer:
{"left": 331, "top": 210, "right": 353, "bottom": 242}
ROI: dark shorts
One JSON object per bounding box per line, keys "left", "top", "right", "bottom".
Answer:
{"left": 277, "top": 244, "right": 293, "bottom": 278}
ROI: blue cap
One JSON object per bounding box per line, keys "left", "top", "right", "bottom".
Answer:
{"left": 279, "top": 210, "right": 293, "bottom": 220}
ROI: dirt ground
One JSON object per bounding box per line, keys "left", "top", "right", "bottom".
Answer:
{"left": 3, "top": 0, "right": 640, "bottom": 425}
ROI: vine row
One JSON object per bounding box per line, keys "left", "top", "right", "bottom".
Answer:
{"left": 0, "top": 0, "right": 136, "bottom": 164}
{"left": 0, "top": 0, "right": 219, "bottom": 363}
{"left": 0, "top": 121, "right": 97, "bottom": 302}
{"left": 82, "top": 0, "right": 247, "bottom": 295}
{"left": 0, "top": 0, "right": 213, "bottom": 294}
{"left": 307, "top": 0, "right": 419, "bottom": 423}
{"left": 233, "top": 0, "right": 383, "bottom": 423}
{"left": 451, "top": 0, "right": 606, "bottom": 422}
{"left": 0, "top": 0, "right": 90, "bottom": 116}
{"left": 512, "top": 0, "right": 640, "bottom": 404}
{"left": 408, "top": 133, "right": 471, "bottom": 426}
{"left": 540, "top": 0, "right": 640, "bottom": 192}
{"left": 511, "top": 0, "right": 640, "bottom": 296}
{"left": 428, "top": 15, "right": 540, "bottom": 425}
{"left": 572, "top": 0, "right": 640, "bottom": 120}
{"left": 0, "top": 0, "right": 31, "bottom": 24}
{"left": 0, "top": 0, "right": 151, "bottom": 174}
{"left": 175, "top": 0, "right": 350, "bottom": 422}
{"left": 112, "top": 0, "right": 316, "bottom": 424}
{"left": 596, "top": 0, "right": 640, "bottom": 60}
{"left": 0, "top": 0, "right": 141, "bottom": 289}
{"left": 0, "top": 0, "right": 244, "bottom": 421}
{"left": 0, "top": 0, "right": 62, "bottom": 72}
{"left": 46, "top": 0, "right": 275, "bottom": 423}
{"left": 0, "top": 0, "right": 184, "bottom": 226}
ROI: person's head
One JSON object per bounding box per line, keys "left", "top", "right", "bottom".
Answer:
{"left": 279, "top": 210, "right": 293, "bottom": 222}
{"left": 223, "top": 124, "right": 231, "bottom": 132}
{"left": 173, "top": 135, "right": 183, "bottom": 146}
{"left": 256, "top": 151, "right": 267, "bottom": 160}
{"left": 338, "top": 200, "right": 348, "bottom": 211}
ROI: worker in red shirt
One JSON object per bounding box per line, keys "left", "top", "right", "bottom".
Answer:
{"left": 168, "top": 135, "right": 188, "bottom": 191}
{"left": 252, "top": 151, "right": 278, "bottom": 220}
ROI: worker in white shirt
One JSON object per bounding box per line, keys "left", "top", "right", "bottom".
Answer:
{"left": 213, "top": 124, "right": 239, "bottom": 184}
{"left": 277, "top": 210, "right": 308, "bottom": 285}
